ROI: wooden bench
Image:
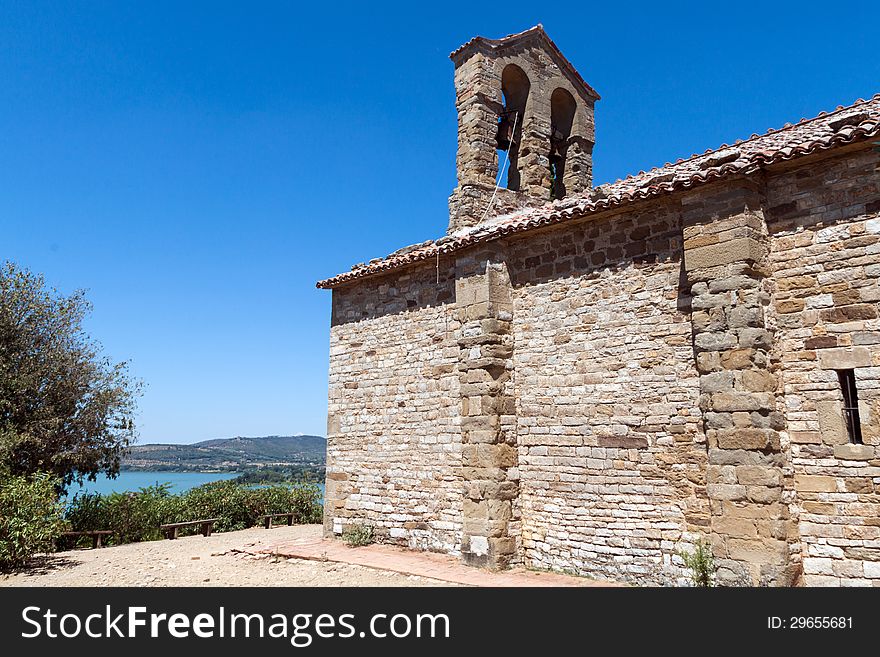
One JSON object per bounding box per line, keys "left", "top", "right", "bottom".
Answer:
{"left": 260, "top": 513, "right": 296, "bottom": 529}
{"left": 59, "top": 530, "right": 114, "bottom": 549}
{"left": 160, "top": 519, "right": 219, "bottom": 540}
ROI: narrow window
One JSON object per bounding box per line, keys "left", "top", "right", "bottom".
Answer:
{"left": 837, "top": 369, "right": 863, "bottom": 444}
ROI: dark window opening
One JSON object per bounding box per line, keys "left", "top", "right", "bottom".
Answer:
{"left": 838, "top": 369, "right": 863, "bottom": 444}
{"left": 549, "top": 88, "right": 576, "bottom": 199}
{"left": 496, "top": 65, "right": 530, "bottom": 191}
{"left": 549, "top": 154, "right": 563, "bottom": 200}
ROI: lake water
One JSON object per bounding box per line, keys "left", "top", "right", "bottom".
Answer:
{"left": 64, "top": 471, "right": 241, "bottom": 498}
{"left": 64, "top": 471, "right": 325, "bottom": 503}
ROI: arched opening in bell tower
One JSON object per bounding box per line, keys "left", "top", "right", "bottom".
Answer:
{"left": 549, "top": 87, "right": 576, "bottom": 199}
{"left": 496, "top": 64, "right": 530, "bottom": 191}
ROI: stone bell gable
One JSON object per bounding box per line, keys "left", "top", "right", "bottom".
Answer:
{"left": 448, "top": 25, "right": 598, "bottom": 233}
{"left": 317, "top": 26, "right": 880, "bottom": 586}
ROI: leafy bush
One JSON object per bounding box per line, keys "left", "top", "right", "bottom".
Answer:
{"left": 65, "top": 479, "right": 322, "bottom": 544}
{"left": 65, "top": 483, "right": 176, "bottom": 544}
{"left": 174, "top": 480, "right": 322, "bottom": 534}
{"left": 0, "top": 473, "right": 65, "bottom": 569}
{"left": 679, "top": 537, "right": 716, "bottom": 587}
{"left": 342, "top": 523, "right": 374, "bottom": 547}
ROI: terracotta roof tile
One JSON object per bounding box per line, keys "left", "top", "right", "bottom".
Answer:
{"left": 317, "top": 93, "right": 880, "bottom": 289}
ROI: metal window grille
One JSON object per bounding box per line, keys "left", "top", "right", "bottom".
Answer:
{"left": 837, "top": 369, "right": 863, "bottom": 445}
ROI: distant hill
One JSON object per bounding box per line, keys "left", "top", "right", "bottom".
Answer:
{"left": 122, "top": 435, "right": 326, "bottom": 472}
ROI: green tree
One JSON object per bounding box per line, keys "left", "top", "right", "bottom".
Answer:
{"left": 0, "top": 262, "right": 140, "bottom": 491}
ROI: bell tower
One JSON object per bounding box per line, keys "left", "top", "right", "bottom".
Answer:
{"left": 447, "top": 25, "right": 600, "bottom": 233}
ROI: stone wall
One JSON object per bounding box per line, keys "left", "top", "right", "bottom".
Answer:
{"left": 506, "top": 204, "right": 707, "bottom": 585}
{"left": 325, "top": 144, "right": 880, "bottom": 586}
{"left": 454, "top": 248, "right": 520, "bottom": 568}
{"left": 766, "top": 147, "right": 880, "bottom": 586}
{"left": 325, "top": 264, "right": 463, "bottom": 553}
{"left": 680, "top": 179, "right": 797, "bottom": 586}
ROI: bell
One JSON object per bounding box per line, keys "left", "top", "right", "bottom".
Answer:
{"left": 496, "top": 116, "right": 513, "bottom": 150}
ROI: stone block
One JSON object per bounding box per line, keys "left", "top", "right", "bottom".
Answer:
{"left": 795, "top": 475, "right": 838, "bottom": 493}
{"left": 801, "top": 501, "right": 836, "bottom": 515}
{"left": 820, "top": 305, "right": 878, "bottom": 324}
{"left": 465, "top": 535, "right": 489, "bottom": 557}
{"left": 738, "top": 328, "right": 773, "bottom": 350}
{"left": 736, "top": 464, "right": 782, "bottom": 487}
{"left": 727, "top": 538, "right": 788, "bottom": 566}
{"left": 706, "top": 483, "right": 747, "bottom": 500}
{"left": 816, "top": 401, "right": 848, "bottom": 445}
{"left": 705, "top": 412, "right": 733, "bottom": 429}
{"left": 460, "top": 414, "right": 499, "bottom": 432}
{"left": 707, "top": 464, "right": 737, "bottom": 484}
{"left": 817, "top": 347, "right": 872, "bottom": 369}
{"left": 864, "top": 561, "right": 880, "bottom": 579}
{"left": 700, "top": 371, "right": 735, "bottom": 393}
{"left": 803, "top": 557, "right": 834, "bottom": 576}
{"left": 711, "top": 391, "right": 774, "bottom": 412}
{"left": 844, "top": 478, "right": 874, "bottom": 493}
{"left": 695, "top": 331, "right": 738, "bottom": 352}
{"left": 709, "top": 275, "right": 760, "bottom": 293}
{"left": 464, "top": 429, "right": 501, "bottom": 444}
{"left": 692, "top": 292, "right": 734, "bottom": 310}
{"left": 746, "top": 485, "right": 782, "bottom": 503}
{"left": 713, "top": 516, "right": 757, "bottom": 538}
{"left": 721, "top": 348, "right": 755, "bottom": 370}
{"left": 853, "top": 332, "right": 880, "bottom": 345}
{"left": 790, "top": 431, "right": 822, "bottom": 444}
{"left": 756, "top": 519, "right": 790, "bottom": 541}
{"left": 462, "top": 517, "right": 490, "bottom": 536}
{"left": 805, "top": 336, "right": 839, "bottom": 350}
{"left": 697, "top": 351, "right": 722, "bottom": 372}
{"left": 776, "top": 298, "right": 805, "bottom": 314}
{"left": 684, "top": 237, "right": 768, "bottom": 272}
{"left": 461, "top": 466, "right": 507, "bottom": 484}
{"left": 597, "top": 435, "right": 648, "bottom": 449}
{"left": 776, "top": 275, "right": 817, "bottom": 291}
{"left": 807, "top": 543, "right": 844, "bottom": 560}
{"left": 488, "top": 536, "right": 516, "bottom": 558}
{"left": 462, "top": 443, "right": 517, "bottom": 468}
{"left": 728, "top": 305, "right": 764, "bottom": 328}
{"left": 833, "top": 444, "right": 875, "bottom": 461}
{"left": 715, "top": 428, "right": 780, "bottom": 450}
{"left": 741, "top": 369, "right": 777, "bottom": 392}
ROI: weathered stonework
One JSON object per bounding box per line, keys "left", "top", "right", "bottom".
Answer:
{"left": 448, "top": 26, "right": 598, "bottom": 233}
{"left": 455, "top": 250, "right": 519, "bottom": 568}
{"left": 508, "top": 204, "right": 708, "bottom": 585}
{"left": 319, "top": 27, "right": 880, "bottom": 586}
{"left": 324, "top": 265, "right": 463, "bottom": 553}
{"left": 681, "top": 180, "right": 797, "bottom": 587}
{"left": 765, "top": 148, "right": 880, "bottom": 586}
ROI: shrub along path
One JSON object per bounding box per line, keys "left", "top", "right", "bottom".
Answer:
{"left": 0, "top": 525, "right": 452, "bottom": 587}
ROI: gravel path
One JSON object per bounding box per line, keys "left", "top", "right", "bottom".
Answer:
{"left": 0, "top": 524, "right": 452, "bottom": 587}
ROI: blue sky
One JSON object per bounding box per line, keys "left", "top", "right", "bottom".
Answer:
{"left": 2, "top": 2, "right": 877, "bottom": 444}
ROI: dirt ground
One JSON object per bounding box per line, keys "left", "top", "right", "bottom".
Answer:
{"left": 0, "top": 524, "right": 453, "bottom": 587}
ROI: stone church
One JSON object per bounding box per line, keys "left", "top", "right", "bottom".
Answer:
{"left": 317, "top": 25, "right": 880, "bottom": 586}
